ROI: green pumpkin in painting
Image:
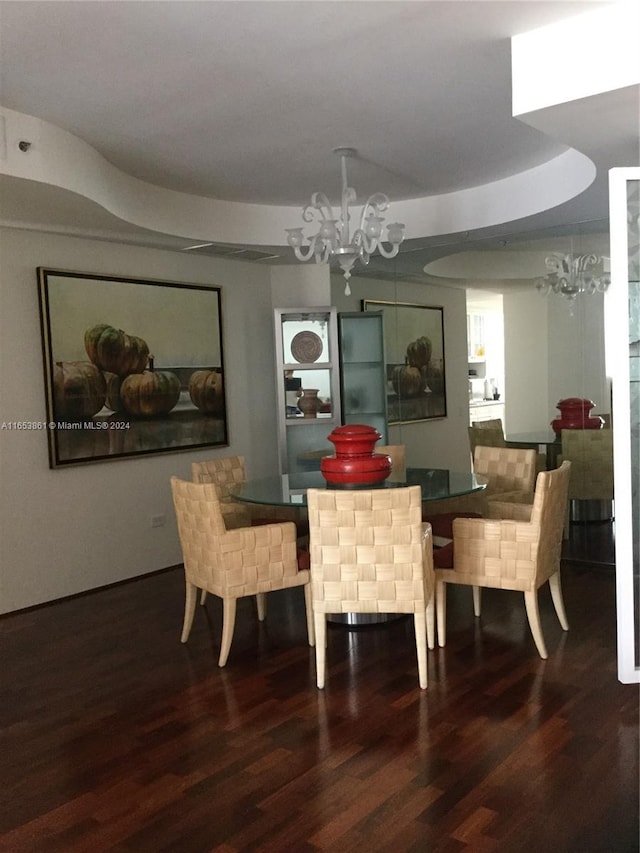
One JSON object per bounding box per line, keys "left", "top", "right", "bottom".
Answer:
{"left": 84, "top": 323, "right": 149, "bottom": 377}
{"left": 188, "top": 369, "right": 225, "bottom": 416}
{"left": 120, "top": 357, "right": 180, "bottom": 417}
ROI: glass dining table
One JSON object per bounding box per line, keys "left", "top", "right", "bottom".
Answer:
{"left": 227, "top": 467, "right": 487, "bottom": 508}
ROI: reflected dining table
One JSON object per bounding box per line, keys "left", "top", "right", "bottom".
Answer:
{"left": 229, "top": 467, "right": 487, "bottom": 627}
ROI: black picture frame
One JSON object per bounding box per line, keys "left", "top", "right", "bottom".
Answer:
{"left": 362, "top": 299, "right": 446, "bottom": 424}
{"left": 38, "top": 268, "right": 228, "bottom": 467}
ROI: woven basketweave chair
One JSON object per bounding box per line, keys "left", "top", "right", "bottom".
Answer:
{"left": 192, "top": 454, "right": 309, "bottom": 527}
{"left": 434, "top": 460, "right": 572, "bottom": 659}
{"left": 471, "top": 418, "right": 546, "bottom": 473}
{"left": 474, "top": 444, "right": 537, "bottom": 507}
{"left": 561, "top": 429, "right": 614, "bottom": 502}
{"left": 306, "top": 485, "right": 435, "bottom": 689}
{"left": 468, "top": 423, "right": 506, "bottom": 459}
{"left": 376, "top": 444, "right": 406, "bottom": 481}
{"left": 171, "top": 476, "right": 314, "bottom": 667}
{"left": 560, "top": 429, "right": 614, "bottom": 534}
{"left": 426, "top": 445, "right": 537, "bottom": 615}
{"left": 193, "top": 455, "right": 310, "bottom": 603}
{"left": 191, "top": 456, "right": 253, "bottom": 529}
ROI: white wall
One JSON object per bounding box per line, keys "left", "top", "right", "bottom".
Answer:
{"left": 0, "top": 228, "right": 279, "bottom": 612}
{"left": 503, "top": 287, "right": 608, "bottom": 434}
{"left": 503, "top": 289, "right": 549, "bottom": 433}
{"left": 547, "top": 292, "right": 610, "bottom": 417}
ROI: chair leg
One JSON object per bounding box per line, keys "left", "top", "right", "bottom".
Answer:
{"left": 218, "top": 598, "right": 238, "bottom": 667}
{"left": 200, "top": 589, "right": 207, "bottom": 606}
{"left": 181, "top": 581, "right": 198, "bottom": 643}
{"left": 426, "top": 596, "right": 435, "bottom": 650}
{"left": 549, "top": 572, "right": 569, "bottom": 631}
{"left": 256, "top": 592, "right": 266, "bottom": 621}
{"left": 472, "top": 586, "right": 482, "bottom": 617}
{"left": 314, "top": 612, "right": 327, "bottom": 689}
{"left": 304, "top": 584, "right": 315, "bottom": 647}
{"left": 436, "top": 580, "right": 447, "bottom": 647}
{"left": 524, "top": 590, "right": 548, "bottom": 659}
{"left": 413, "top": 610, "right": 428, "bottom": 689}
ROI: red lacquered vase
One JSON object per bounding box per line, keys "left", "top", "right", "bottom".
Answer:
{"left": 551, "top": 397, "right": 604, "bottom": 435}
{"left": 320, "top": 424, "right": 392, "bottom": 487}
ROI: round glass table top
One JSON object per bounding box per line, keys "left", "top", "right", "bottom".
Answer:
{"left": 228, "top": 467, "right": 487, "bottom": 507}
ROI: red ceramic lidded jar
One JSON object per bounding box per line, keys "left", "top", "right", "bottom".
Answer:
{"left": 550, "top": 397, "right": 604, "bottom": 435}
{"left": 320, "top": 424, "right": 392, "bottom": 486}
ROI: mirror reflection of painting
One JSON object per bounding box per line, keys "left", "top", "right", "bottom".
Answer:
{"left": 362, "top": 300, "right": 446, "bottom": 424}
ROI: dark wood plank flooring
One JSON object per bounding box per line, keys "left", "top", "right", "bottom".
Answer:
{"left": 1, "top": 522, "right": 638, "bottom": 852}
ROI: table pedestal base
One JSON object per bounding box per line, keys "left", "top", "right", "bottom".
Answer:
{"left": 327, "top": 613, "right": 405, "bottom": 626}
{"left": 569, "top": 499, "right": 614, "bottom": 523}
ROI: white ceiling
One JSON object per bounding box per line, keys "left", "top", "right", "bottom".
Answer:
{"left": 0, "top": 0, "right": 637, "bottom": 283}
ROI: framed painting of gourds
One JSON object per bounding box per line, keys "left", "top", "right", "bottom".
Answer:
{"left": 362, "top": 299, "right": 446, "bottom": 424}
{"left": 37, "top": 268, "right": 228, "bottom": 467}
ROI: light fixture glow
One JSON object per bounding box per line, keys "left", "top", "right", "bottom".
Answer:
{"left": 286, "top": 148, "right": 405, "bottom": 295}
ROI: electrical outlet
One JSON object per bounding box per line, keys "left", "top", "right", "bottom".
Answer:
{"left": 151, "top": 514, "right": 166, "bottom": 528}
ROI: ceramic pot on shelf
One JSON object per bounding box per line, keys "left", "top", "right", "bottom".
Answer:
{"left": 297, "top": 388, "right": 322, "bottom": 418}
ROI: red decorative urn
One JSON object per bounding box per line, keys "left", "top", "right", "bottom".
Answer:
{"left": 551, "top": 397, "right": 604, "bottom": 435}
{"left": 320, "top": 424, "right": 392, "bottom": 486}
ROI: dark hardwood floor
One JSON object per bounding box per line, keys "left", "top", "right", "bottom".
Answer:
{"left": 1, "top": 522, "right": 638, "bottom": 852}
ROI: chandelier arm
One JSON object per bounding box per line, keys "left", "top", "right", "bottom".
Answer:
{"left": 303, "top": 192, "right": 335, "bottom": 223}
{"left": 375, "top": 241, "right": 402, "bottom": 259}
{"left": 351, "top": 227, "right": 376, "bottom": 256}
{"left": 358, "top": 193, "right": 390, "bottom": 229}
{"left": 291, "top": 234, "right": 323, "bottom": 262}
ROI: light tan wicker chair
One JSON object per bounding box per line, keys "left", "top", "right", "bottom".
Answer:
{"left": 192, "top": 454, "right": 309, "bottom": 530}
{"left": 468, "top": 424, "right": 505, "bottom": 459}
{"left": 561, "top": 429, "right": 614, "bottom": 502}
{"left": 191, "top": 456, "right": 253, "bottom": 529}
{"left": 434, "top": 461, "right": 571, "bottom": 659}
{"left": 474, "top": 445, "right": 537, "bottom": 507}
{"left": 171, "top": 476, "right": 314, "bottom": 667}
{"left": 376, "top": 444, "right": 406, "bottom": 481}
{"left": 560, "top": 429, "right": 614, "bottom": 532}
{"left": 193, "top": 455, "right": 310, "bottom": 604}
{"left": 307, "top": 485, "right": 435, "bottom": 689}
{"left": 471, "top": 417, "right": 505, "bottom": 432}
{"left": 472, "top": 418, "right": 546, "bottom": 472}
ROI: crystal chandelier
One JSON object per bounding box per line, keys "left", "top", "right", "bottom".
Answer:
{"left": 536, "top": 251, "right": 611, "bottom": 310}
{"left": 285, "top": 148, "right": 405, "bottom": 295}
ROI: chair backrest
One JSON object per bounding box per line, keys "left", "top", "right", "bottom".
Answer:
{"left": 170, "top": 477, "right": 228, "bottom": 590}
{"left": 468, "top": 424, "right": 506, "bottom": 458}
{"left": 306, "top": 485, "right": 433, "bottom": 614}
{"left": 191, "top": 455, "right": 247, "bottom": 501}
{"left": 472, "top": 418, "right": 504, "bottom": 433}
{"left": 376, "top": 444, "right": 406, "bottom": 480}
{"left": 473, "top": 445, "right": 537, "bottom": 496}
{"left": 561, "top": 429, "right": 614, "bottom": 500}
{"left": 528, "top": 461, "right": 572, "bottom": 584}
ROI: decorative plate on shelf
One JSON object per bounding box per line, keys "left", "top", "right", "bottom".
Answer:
{"left": 291, "top": 330, "right": 323, "bottom": 363}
